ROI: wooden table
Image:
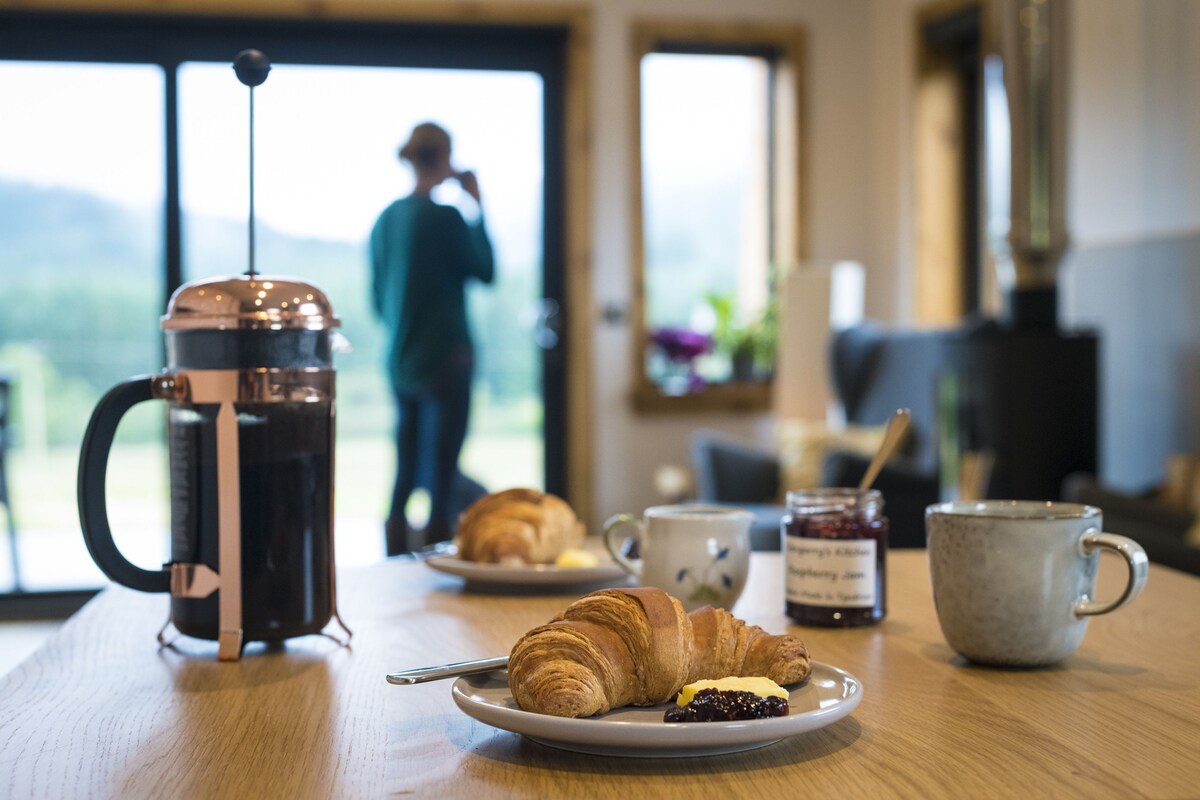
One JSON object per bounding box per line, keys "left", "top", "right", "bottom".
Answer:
{"left": 2, "top": 550, "right": 1198, "bottom": 798}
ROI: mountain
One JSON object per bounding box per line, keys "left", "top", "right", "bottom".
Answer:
{"left": 0, "top": 179, "right": 537, "bottom": 446}
{"left": 0, "top": 180, "right": 158, "bottom": 274}
{"left": 0, "top": 177, "right": 365, "bottom": 281}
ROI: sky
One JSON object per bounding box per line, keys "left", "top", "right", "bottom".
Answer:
{"left": 0, "top": 61, "right": 543, "bottom": 250}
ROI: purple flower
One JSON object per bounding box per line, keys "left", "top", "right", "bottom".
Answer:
{"left": 650, "top": 327, "right": 713, "bottom": 363}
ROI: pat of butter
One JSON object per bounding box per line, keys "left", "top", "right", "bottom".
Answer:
{"left": 555, "top": 549, "right": 599, "bottom": 568}
{"left": 675, "top": 677, "right": 788, "bottom": 707}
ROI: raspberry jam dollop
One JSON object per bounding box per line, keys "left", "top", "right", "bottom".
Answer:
{"left": 663, "top": 689, "right": 790, "bottom": 723}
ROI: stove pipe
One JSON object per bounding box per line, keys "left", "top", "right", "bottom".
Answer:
{"left": 984, "top": 0, "right": 1069, "bottom": 328}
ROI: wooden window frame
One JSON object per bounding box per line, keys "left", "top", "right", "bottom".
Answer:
{"left": 914, "top": 0, "right": 984, "bottom": 325}
{"left": 629, "top": 20, "right": 806, "bottom": 414}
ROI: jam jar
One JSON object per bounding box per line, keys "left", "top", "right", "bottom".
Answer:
{"left": 783, "top": 488, "right": 888, "bottom": 627}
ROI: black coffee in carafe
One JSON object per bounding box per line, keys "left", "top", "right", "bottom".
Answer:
{"left": 168, "top": 399, "right": 333, "bottom": 642}
{"left": 78, "top": 275, "right": 347, "bottom": 660}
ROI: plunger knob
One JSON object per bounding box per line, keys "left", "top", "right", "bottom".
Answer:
{"left": 233, "top": 49, "right": 271, "bottom": 87}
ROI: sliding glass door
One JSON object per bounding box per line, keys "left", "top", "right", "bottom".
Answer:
{"left": 0, "top": 11, "right": 566, "bottom": 607}
{"left": 0, "top": 60, "right": 169, "bottom": 594}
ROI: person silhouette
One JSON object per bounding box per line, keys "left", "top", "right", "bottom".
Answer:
{"left": 370, "top": 122, "right": 495, "bottom": 555}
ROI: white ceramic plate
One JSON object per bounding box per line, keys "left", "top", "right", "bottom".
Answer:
{"left": 425, "top": 554, "right": 628, "bottom": 587}
{"left": 451, "top": 661, "right": 862, "bottom": 757}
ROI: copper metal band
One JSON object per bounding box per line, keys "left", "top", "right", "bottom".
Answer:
{"left": 324, "top": 395, "right": 353, "bottom": 648}
{"left": 152, "top": 367, "right": 334, "bottom": 404}
{"left": 213, "top": 397, "right": 242, "bottom": 661}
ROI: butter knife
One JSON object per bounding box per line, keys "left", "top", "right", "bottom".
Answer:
{"left": 399, "top": 540, "right": 458, "bottom": 562}
{"left": 386, "top": 655, "right": 509, "bottom": 685}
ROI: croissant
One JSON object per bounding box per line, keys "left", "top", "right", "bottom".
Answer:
{"left": 508, "top": 587, "right": 811, "bottom": 717}
{"left": 456, "top": 488, "right": 584, "bottom": 564}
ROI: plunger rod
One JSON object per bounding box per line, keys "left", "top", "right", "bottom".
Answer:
{"left": 232, "top": 50, "right": 271, "bottom": 278}
{"left": 248, "top": 85, "right": 256, "bottom": 277}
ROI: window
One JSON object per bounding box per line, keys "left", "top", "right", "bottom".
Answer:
{"left": 0, "top": 61, "right": 167, "bottom": 597}
{"left": 630, "top": 24, "right": 805, "bottom": 412}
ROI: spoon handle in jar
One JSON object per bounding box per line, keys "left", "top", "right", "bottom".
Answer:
{"left": 858, "top": 408, "right": 912, "bottom": 490}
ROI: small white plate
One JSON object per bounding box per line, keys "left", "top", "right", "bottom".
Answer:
{"left": 451, "top": 661, "right": 862, "bottom": 757}
{"left": 425, "top": 554, "right": 628, "bottom": 587}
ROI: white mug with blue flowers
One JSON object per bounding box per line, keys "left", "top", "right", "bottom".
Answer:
{"left": 603, "top": 505, "right": 752, "bottom": 611}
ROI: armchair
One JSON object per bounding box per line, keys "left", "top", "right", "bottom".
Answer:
{"left": 816, "top": 323, "right": 951, "bottom": 545}
{"left": 689, "top": 431, "right": 783, "bottom": 551}
{"left": 1062, "top": 472, "right": 1200, "bottom": 576}
{"left": 690, "top": 324, "right": 949, "bottom": 550}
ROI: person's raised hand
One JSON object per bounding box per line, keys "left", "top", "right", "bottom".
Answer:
{"left": 455, "top": 170, "right": 481, "bottom": 204}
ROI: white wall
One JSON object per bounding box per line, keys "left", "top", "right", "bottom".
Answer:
{"left": 1066, "top": 0, "right": 1200, "bottom": 247}
{"left": 1060, "top": 0, "right": 1200, "bottom": 488}
{"left": 581, "top": 0, "right": 886, "bottom": 523}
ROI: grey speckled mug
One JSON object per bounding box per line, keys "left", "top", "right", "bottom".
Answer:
{"left": 926, "top": 501, "right": 1149, "bottom": 667}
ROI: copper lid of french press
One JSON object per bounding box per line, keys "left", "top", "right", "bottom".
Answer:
{"left": 161, "top": 275, "right": 340, "bottom": 332}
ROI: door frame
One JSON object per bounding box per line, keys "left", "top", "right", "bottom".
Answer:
{"left": 914, "top": 0, "right": 984, "bottom": 324}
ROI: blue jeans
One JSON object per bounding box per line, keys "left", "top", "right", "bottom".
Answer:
{"left": 387, "top": 360, "right": 473, "bottom": 553}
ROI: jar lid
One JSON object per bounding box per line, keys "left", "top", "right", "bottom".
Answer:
{"left": 162, "top": 275, "right": 340, "bottom": 331}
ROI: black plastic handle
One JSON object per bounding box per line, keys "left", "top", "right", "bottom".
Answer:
{"left": 77, "top": 376, "right": 171, "bottom": 593}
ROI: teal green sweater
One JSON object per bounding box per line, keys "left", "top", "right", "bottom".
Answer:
{"left": 370, "top": 196, "right": 495, "bottom": 392}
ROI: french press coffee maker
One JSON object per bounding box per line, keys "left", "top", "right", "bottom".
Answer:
{"left": 76, "top": 51, "right": 349, "bottom": 660}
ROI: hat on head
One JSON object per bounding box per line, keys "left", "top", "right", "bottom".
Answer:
{"left": 398, "top": 122, "right": 451, "bottom": 169}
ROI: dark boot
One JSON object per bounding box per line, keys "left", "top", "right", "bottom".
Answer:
{"left": 420, "top": 523, "right": 454, "bottom": 548}
{"left": 385, "top": 516, "right": 412, "bottom": 557}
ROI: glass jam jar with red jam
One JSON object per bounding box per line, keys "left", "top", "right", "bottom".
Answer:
{"left": 783, "top": 488, "right": 888, "bottom": 627}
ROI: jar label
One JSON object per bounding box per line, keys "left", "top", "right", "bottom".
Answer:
{"left": 785, "top": 537, "right": 876, "bottom": 608}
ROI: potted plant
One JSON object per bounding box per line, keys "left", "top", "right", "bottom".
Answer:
{"left": 705, "top": 291, "right": 777, "bottom": 382}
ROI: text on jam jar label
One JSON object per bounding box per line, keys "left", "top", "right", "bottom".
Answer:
{"left": 785, "top": 537, "right": 877, "bottom": 608}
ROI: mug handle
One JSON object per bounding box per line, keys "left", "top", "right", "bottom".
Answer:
{"left": 77, "top": 376, "right": 171, "bottom": 593}
{"left": 602, "top": 513, "right": 643, "bottom": 579}
{"left": 1074, "top": 530, "right": 1149, "bottom": 617}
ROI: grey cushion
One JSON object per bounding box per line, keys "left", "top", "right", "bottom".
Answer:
{"left": 690, "top": 430, "right": 779, "bottom": 505}
{"left": 830, "top": 322, "right": 959, "bottom": 473}
{"left": 1062, "top": 472, "right": 1199, "bottom": 576}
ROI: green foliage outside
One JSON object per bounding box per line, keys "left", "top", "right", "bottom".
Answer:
{"left": 0, "top": 179, "right": 542, "bottom": 449}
